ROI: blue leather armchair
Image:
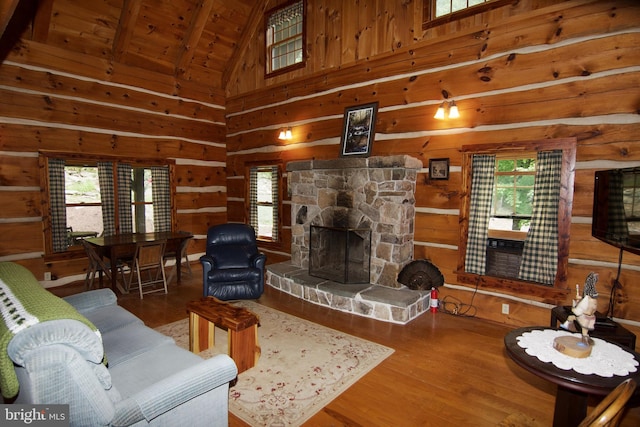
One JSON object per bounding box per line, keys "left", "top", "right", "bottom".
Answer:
{"left": 200, "top": 223, "right": 266, "bottom": 300}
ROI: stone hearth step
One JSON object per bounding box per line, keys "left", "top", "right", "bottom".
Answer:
{"left": 266, "top": 261, "right": 431, "bottom": 324}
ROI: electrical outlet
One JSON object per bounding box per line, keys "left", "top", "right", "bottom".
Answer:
{"left": 44, "top": 272, "right": 52, "bottom": 281}
{"left": 502, "top": 303, "right": 510, "bottom": 315}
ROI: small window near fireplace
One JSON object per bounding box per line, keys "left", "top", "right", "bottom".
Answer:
{"left": 309, "top": 225, "right": 371, "bottom": 284}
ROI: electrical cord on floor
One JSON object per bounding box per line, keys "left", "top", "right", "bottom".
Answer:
{"left": 439, "top": 277, "right": 480, "bottom": 318}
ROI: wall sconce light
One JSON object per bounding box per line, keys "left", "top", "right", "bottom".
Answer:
{"left": 278, "top": 127, "right": 292, "bottom": 140}
{"left": 434, "top": 101, "right": 460, "bottom": 120}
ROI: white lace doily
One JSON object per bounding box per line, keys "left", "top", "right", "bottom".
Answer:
{"left": 516, "top": 329, "right": 638, "bottom": 377}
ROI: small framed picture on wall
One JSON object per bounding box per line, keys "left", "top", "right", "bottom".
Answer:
{"left": 429, "top": 158, "right": 449, "bottom": 180}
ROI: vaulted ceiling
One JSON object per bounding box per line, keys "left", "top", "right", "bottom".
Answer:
{"left": 0, "top": 0, "right": 264, "bottom": 91}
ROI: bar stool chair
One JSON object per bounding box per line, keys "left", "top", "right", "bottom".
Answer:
{"left": 126, "top": 240, "right": 168, "bottom": 299}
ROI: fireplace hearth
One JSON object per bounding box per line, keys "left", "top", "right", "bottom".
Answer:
{"left": 309, "top": 225, "right": 371, "bottom": 284}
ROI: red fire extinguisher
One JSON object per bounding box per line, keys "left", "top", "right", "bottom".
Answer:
{"left": 430, "top": 287, "right": 438, "bottom": 313}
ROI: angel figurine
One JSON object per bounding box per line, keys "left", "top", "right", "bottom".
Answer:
{"left": 562, "top": 272, "right": 599, "bottom": 345}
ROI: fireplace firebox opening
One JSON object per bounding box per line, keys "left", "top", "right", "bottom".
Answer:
{"left": 309, "top": 225, "right": 371, "bottom": 284}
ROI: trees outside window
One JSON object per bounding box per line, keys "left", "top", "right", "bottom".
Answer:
{"left": 65, "top": 166, "right": 103, "bottom": 237}
{"left": 491, "top": 157, "right": 536, "bottom": 233}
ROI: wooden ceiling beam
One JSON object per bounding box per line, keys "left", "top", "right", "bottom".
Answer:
{"left": 175, "top": 0, "right": 214, "bottom": 78}
{"left": 112, "top": 0, "right": 142, "bottom": 62}
{"left": 0, "top": 0, "right": 21, "bottom": 40}
{"left": 31, "top": 0, "right": 52, "bottom": 42}
{"left": 221, "top": 0, "right": 267, "bottom": 90}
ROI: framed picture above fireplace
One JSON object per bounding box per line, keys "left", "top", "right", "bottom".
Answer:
{"left": 340, "top": 102, "right": 378, "bottom": 157}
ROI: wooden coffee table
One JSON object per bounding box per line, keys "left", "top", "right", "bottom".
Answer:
{"left": 186, "top": 297, "right": 260, "bottom": 374}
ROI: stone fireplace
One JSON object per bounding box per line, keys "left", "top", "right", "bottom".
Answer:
{"left": 288, "top": 155, "right": 422, "bottom": 288}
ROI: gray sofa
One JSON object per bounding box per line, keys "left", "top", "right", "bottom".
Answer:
{"left": 1, "top": 262, "right": 237, "bottom": 426}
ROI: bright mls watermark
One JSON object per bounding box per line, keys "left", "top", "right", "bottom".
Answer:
{"left": 1, "top": 405, "right": 69, "bottom": 426}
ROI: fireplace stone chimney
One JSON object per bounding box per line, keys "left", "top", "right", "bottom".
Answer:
{"left": 287, "top": 155, "right": 422, "bottom": 288}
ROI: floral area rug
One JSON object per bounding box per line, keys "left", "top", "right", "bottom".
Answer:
{"left": 155, "top": 301, "right": 394, "bottom": 426}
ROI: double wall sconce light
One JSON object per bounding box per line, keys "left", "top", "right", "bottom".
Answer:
{"left": 278, "top": 127, "right": 293, "bottom": 140}
{"left": 434, "top": 100, "right": 460, "bottom": 120}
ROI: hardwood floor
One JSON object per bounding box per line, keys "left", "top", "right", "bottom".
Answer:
{"left": 51, "top": 265, "right": 640, "bottom": 426}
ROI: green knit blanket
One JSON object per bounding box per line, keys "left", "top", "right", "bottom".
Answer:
{"left": 0, "top": 262, "right": 101, "bottom": 399}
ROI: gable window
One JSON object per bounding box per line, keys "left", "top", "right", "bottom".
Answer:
{"left": 458, "top": 139, "right": 576, "bottom": 297}
{"left": 265, "top": 0, "right": 305, "bottom": 76}
{"left": 249, "top": 166, "right": 279, "bottom": 241}
{"left": 423, "top": 0, "right": 512, "bottom": 29}
{"left": 43, "top": 155, "right": 174, "bottom": 255}
{"left": 435, "top": 0, "right": 492, "bottom": 18}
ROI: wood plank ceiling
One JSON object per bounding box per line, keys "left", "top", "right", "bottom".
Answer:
{"left": 0, "top": 0, "right": 261, "bottom": 91}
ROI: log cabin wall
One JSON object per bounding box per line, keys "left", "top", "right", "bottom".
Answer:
{"left": 0, "top": 1, "right": 232, "bottom": 284}
{"left": 225, "top": 0, "right": 640, "bottom": 333}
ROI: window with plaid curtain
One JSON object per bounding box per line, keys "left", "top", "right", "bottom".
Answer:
{"left": 48, "top": 158, "right": 68, "bottom": 252}
{"left": 249, "top": 167, "right": 259, "bottom": 233}
{"left": 98, "top": 162, "right": 132, "bottom": 235}
{"left": 46, "top": 157, "right": 175, "bottom": 254}
{"left": 460, "top": 139, "right": 575, "bottom": 288}
{"left": 518, "top": 150, "right": 562, "bottom": 285}
{"left": 464, "top": 151, "right": 565, "bottom": 285}
{"left": 152, "top": 166, "right": 171, "bottom": 232}
{"left": 464, "top": 155, "right": 496, "bottom": 275}
{"left": 117, "top": 163, "right": 132, "bottom": 234}
{"left": 249, "top": 166, "right": 279, "bottom": 241}
{"left": 98, "top": 162, "right": 116, "bottom": 236}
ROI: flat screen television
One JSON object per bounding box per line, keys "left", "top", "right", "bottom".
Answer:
{"left": 592, "top": 167, "right": 640, "bottom": 256}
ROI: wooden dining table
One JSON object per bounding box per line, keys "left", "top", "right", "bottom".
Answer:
{"left": 504, "top": 326, "right": 640, "bottom": 427}
{"left": 86, "top": 231, "right": 194, "bottom": 294}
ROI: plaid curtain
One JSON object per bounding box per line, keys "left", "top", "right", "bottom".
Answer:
{"left": 518, "top": 151, "right": 562, "bottom": 285}
{"left": 98, "top": 162, "right": 115, "bottom": 236}
{"left": 117, "top": 163, "right": 132, "bottom": 234}
{"left": 249, "top": 167, "right": 258, "bottom": 232}
{"left": 270, "top": 165, "right": 279, "bottom": 241}
{"left": 152, "top": 166, "right": 171, "bottom": 232}
{"left": 465, "top": 155, "right": 495, "bottom": 275}
{"left": 49, "top": 158, "right": 68, "bottom": 252}
{"left": 249, "top": 166, "right": 279, "bottom": 240}
{"left": 606, "top": 170, "right": 628, "bottom": 242}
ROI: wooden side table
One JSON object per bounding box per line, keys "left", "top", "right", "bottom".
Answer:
{"left": 186, "top": 297, "right": 261, "bottom": 374}
{"left": 505, "top": 326, "right": 640, "bottom": 427}
{"left": 550, "top": 305, "right": 636, "bottom": 351}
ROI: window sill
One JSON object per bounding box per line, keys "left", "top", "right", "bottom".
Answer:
{"left": 265, "top": 61, "right": 305, "bottom": 79}
{"left": 43, "top": 247, "right": 87, "bottom": 263}
{"left": 456, "top": 271, "right": 569, "bottom": 303}
{"left": 487, "top": 230, "right": 527, "bottom": 240}
{"left": 257, "top": 237, "right": 280, "bottom": 247}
